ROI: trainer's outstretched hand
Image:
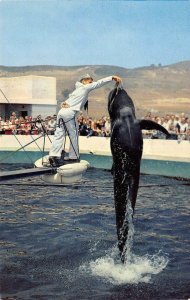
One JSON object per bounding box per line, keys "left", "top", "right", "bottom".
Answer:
{"left": 112, "top": 76, "right": 122, "bottom": 85}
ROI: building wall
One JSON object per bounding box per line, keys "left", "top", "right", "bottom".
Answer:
{"left": 0, "top": 75, "right": 57, "bottom": 119}
{"left": 32, "top": 77, "right": 56, "bottom": 104}
{"left": 31, "top": 104, "right": 57, "bottom": 118}
{"left": 0, "top": 75, "right": 56, "bottom": 105}
{"left": 0, "top": 76, "right": 32, "bottom": 102}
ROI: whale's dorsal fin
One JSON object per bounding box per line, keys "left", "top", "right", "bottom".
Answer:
{"left": 138, "top": 119, "right": 170, "bottom": 136}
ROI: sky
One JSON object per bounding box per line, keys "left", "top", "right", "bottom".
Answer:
{"left": 0, "top": 0, "right": 190, "bottom": 68}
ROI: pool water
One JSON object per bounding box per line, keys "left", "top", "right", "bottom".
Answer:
{"left": 0, "top": 166, "right": 189, "bottom": 299}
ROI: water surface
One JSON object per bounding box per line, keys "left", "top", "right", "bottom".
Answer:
{"left": 0, "top": 165, "right": 189, "bottom": 299}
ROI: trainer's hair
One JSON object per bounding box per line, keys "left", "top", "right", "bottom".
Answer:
{"left": 84, "top": 100, "right": 88, "bottom": 112}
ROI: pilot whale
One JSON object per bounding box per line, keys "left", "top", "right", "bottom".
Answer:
{"left": 108, "top": 87, "right": 170, "bottom": 258}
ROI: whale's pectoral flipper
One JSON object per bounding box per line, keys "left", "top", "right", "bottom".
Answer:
{"left": 139, "top": 119, "right": 170, "bottom": 136}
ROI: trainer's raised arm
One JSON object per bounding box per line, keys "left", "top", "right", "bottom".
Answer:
{"left": 85, "top": 75, "right": 122, "bottom": 91}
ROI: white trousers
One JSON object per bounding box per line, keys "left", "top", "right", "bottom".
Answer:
{"left": 49, "top": 108, "right": 79, "bottom": 159}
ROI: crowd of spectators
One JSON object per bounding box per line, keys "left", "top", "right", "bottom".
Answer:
{"left": 0, "top": 112, "right": 57, "bottom": 135}
{"left": 77, "top": 113, "right": 111, "bottom": 137}
{"left": 143, "top": 112, "right": 190, "bottom": 141}
{"left": 0, "top": 111, "right": 190, "bottom": 141}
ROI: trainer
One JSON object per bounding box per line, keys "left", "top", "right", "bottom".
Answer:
{"left": 49, "top": 74, "right": 122, "bottom": 167}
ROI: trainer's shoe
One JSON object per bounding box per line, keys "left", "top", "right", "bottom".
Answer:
{"left": 61, "top": 150, "right": 69, "bottom": 160}
{"left": 42, "top": 161, "right": 51, "bottom": 167}
{"left": 49, "top": 156, "right": 64, "bottom": 167}
{"left": 64, "top": 158, "right": 80, "bottom": 164}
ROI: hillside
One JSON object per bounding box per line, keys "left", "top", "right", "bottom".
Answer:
{"left": 0, "top": 61, "right": 190, "bottom": 117}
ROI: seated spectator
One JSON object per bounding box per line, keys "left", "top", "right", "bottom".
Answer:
{"left": 43, "top": 117, "right": 50, "bottom": 133}
{"left": 4, "top": 118, "right": 12, "bottom": 134}
{"left": 31, "top": 119, "right": 39, "bottom": 135}
{"left": 23, "top": 116, "right": 31, "bottom": 135}
{"left": 35, "top": 116, "right": 43, "bottom": 134}
{"left": 169, "top": 123, "right": 177, "bottom": 134}
{"left": 92, "top": 120, "right": 102, "bottom": 136}
{"left": 104, "top": 117, "right": 111, "bottom": 137}
{"left": 48, "top": 116, "right": 56, "bottom": 135}
{"left": 96, "top": 118, "right": 105, "bottom": 131}
{"left": 86, "top": 123, "right": 95, "bottom": 138}
{"left": 167, "top": 123, "right": 178, "bottom": 140}
{"left": 0, "top": 116, "right": 5, "bottom": 134}
{"left": 79, "top": 119, "right": 88, "bottom": 136}
{"left": 17, "top": 117, "right": 26, "bottom": 134}
{"left": 186, "top": 128, "right": 190, "bottom": 141}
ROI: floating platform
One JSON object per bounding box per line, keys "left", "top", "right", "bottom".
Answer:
{"left": 0, "top": 167, "right": 52, "bottom": 181}
{"left": 34, "top": 155, "right": 90, "bottom": 184}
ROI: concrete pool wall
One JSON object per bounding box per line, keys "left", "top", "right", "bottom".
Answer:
{"left": 0, "top": 135, "right": 190, "bottom": 178}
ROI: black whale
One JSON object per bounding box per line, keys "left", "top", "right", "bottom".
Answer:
{"left": 108, "top": 87, "right": 170, "bottom": 257}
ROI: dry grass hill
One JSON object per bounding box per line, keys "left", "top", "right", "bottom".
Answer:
{"left": 0, "top": 61, "right": 190, "bottom": 118}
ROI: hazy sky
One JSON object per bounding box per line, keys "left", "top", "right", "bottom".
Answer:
{"left": 0, "top": 0, "right": 190, "bottom": 68}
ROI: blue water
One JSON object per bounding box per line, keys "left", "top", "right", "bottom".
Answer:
{"left": 0, "top": 166, "right": 189, "bottom": 299}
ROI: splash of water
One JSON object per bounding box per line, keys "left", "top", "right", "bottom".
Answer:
{"left": 87, "top": 249, "right": 168, "bottom": 285}
{"left": 81, "top": 202, "right": 169, "bottom": 285}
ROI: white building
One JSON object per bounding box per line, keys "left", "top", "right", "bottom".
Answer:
{"left": 0, "top": 75, "right": 57, "bottom": 119}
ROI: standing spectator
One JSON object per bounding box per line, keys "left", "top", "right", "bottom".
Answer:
{"left": 174, "top": 115, "right": 180, "bottom": 127}
{"left": 162, "top": 118, "right": 170, "bottom": 131}
{"left": 155, "top": 116, "right": 161, "bottom": 124}
{"left": 165, "top": 114, "right": 172, "bottom": 126}
{"left": 178, "top": 117, "right": 188, "bottom": 140}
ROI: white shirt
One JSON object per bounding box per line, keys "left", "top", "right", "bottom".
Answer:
{"left": 105, "top": 120, "right": 111, "bottom": 131}
{"left": 179, "top": 122, "right": 188, "bottom": 133}
{"left": 66, "top": 76, "right": 113, "bottom": 111}
{"left": 162, "top": 122, "right": 170, "bottom": 131}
